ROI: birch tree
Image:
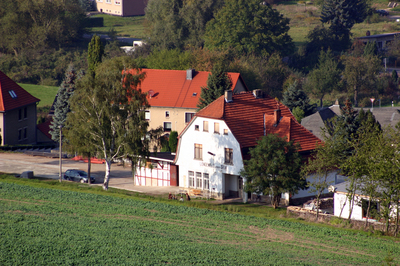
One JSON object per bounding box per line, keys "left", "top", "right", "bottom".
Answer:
{"left": 66, "top": 57, "right": 156, "bottom": 190}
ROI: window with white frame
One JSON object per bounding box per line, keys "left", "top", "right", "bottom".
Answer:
{"left": 164, "top": 122, "right": 172, "bottom": 132}
{"left": 203, "top": 173, "right": 209, "bottom": 190}
{"left": 214, "top": 122, "right": 220, "bottom": 134}
{"left": 225, "top": 148, "right": 233, "bottom": 164}
{"left": 194, "top": 144, "right": 202, "bottom": 159}
{"left": 188, "top": 171, "right": 194, "bottom": 187}
{"left": 196, "top": 172, "right": 202, "bottom": 188}
{"left": 106, "top": 0, "right": 111, "bottom": 3}
{"left": 203, "top": 121, "right": 208, "bottom": 132}
{"left": 115, "top": 0, "right": 121, "bottom": 4}
{"left": 145, "top": 110, "right": 150, "bottom": 120}
{"left": 185, "top": 112, "right": 195, "bottom": 123}
{"left": 223, "top": 129, "right": 228, "bottom": 135}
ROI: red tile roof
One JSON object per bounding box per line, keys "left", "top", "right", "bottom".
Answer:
{"left": 196, "top": 91, "right": 322, "bottom": 152}
{"left": 126, "top": 69, "right": 245, "bottom": 108}
{"left": 0, "top": 71, "right": 40, "bottom": 111}
{"left": 37, "top": 119, "right": 52, "bottom": 140}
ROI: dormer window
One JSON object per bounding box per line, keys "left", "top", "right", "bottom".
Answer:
{"left": 9, "top": 90, "right": 17, "bottom": 99}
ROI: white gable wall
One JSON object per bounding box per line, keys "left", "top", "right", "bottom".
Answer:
{"left": 175, "top": 116, "right": 244, "bottom": 199}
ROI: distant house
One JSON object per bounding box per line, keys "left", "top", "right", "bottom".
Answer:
{"left": 0, "top": 71, "right": 40, "bottom": 145}
{"left": 95, "top": 0, "right": 147, "bottom": 16}
{"left": 174, "top": 90, "right": 322, "bottom": 200}
{"left": 357, "top": 32, "right": 400, "bottom": 51}
{"left": 301, "top": 103, "right": 340, "bottom": 140}
{"left": 126, "top": 68, "right": 248, "bottom": 135}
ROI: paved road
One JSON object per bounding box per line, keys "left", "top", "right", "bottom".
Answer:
{"left": 0, "top": 152, "right": 180, "bottom": 196}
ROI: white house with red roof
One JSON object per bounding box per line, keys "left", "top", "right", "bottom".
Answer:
{"left": 0, "top": 71, "right": 40, "bottom": 145}
{"left": 174, "top": 90, "right": 322, "bottom": 200}
{"left": 127, "top": 68, "right": 248, "bottom": 135}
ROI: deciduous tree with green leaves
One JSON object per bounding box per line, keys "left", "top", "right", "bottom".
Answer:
{"left": 65, "top": 57, "right": 159, "bottom": 190}
{"left": 204, "top": 0, "right": 294, "bottom": 57}
{"left": 241, "top": 134, "right": 305, "bottom": 209}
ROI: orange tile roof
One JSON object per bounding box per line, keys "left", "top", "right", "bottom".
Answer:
{"left": 126, "top": 69, "right": 244, "bottom": 108}
{"left": 0, "top": 71, "right": 40, "bottom": 111}
{"left": 196, "top": 91, "right": 322, "bottom": 152}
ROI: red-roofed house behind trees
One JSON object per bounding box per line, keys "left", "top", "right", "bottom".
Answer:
{"left": 125, "top": 68, "right": 248, "bottom": 136}
{"left": 0, "top": 71, "right": 40, "bottom": 145}
{"left": 174, "top": 90, "right": 323, "bottom": 200}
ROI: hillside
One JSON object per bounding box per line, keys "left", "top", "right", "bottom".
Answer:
{"left": 1, "top": 179, "right": 399, "bottom": 265}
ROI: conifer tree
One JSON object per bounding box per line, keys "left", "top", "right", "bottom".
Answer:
{"left": 197, "top": 64, "right": 232, "bottom": 110}
{"left": 281, "top": 80, "right": 315, "bottom": 117}
{"left": 50, "top": 64, "right": 78, "bottom": 141}
{"left": 87, "top": 35, "right": 104, "bottom": 76}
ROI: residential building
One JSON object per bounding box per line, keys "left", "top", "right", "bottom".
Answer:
{"left": 357, "top": 32, "right": 400, "bottom": 52}
{"left": 0, "top": 71, "right": 40, "bottom": 145}
{"left": 174, "top": 90, "right": 322, "bottom": 200}
{"left": 128, "top": 68, "right": 248, "bottom": 135}
{"left": 95, "top": 0, "right": 147, "bottom": 16}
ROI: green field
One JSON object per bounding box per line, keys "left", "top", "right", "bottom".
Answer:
{"left": 89, "top": 14, "right": 145, "bottom": 39}
{"left": 1, "top": 177, "right": 399, "bottom": 265}
{"left": 19, "top": 83, "right": 58, "bottom": 107}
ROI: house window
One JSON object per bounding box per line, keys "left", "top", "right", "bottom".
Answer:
{"left": 24, "top": 107, "right": 27, "bottom": 119}
{"left": 18, "top": 129, "right": 22, "bottom": 141}
{"left": 19, "top": 109, "right": 22, "bottom": 121}
{"left": 203, "top": 173, "right": 209, "bottom": 190}
{"left": 214, "top": 122, "right": 220, "bottom": 134}
{"left": 194, "top": 144, "right": 202, "bottom": 160}
{"left": 185, "top": 112, "right": 195, "bottom": 123}
{"left": 196, "top": 172, "right": 202, "bottom": 188}
{"left": 164, "top": 122, "right": 172, "bottom": 132}
{"left": 165, "top": 111, "right": 170, "bottom": 118}
{"left": 223, "top": 129, "right": 228, "bottom": 135}
{"left": 203, "top": 121, "right": 208, "bottom": 132}
{"left": 106, "top": 0, "right": 111, "bottom": 3}
{"left": 225, "top": 148, "right": 233, "bottom": 164}
{"left": 145, "top": 110, "right": 150, "bottom": 120}
{"left": 188, "top": 171, "right": 194, "bottom": 187}
{"left": 115, "top": 0, "right": 121, "bottom": 4}
{"left": 195, "top": 125, "right": 199, "bottom": 131}
{"left": 23, "top": 128, "right": 27, "bottom": 139}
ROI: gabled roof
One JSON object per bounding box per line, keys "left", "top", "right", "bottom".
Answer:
{"left": 196, "top": 91, "right": 322, "bottom": 152}
{"left": 301, "top": 107, "right": 338, "bottom": 140}
{"left": 128, "top": 69, "right": 246, "bottom": 109}
{"left": 0, "top": 71, "right": 40, "bottom": 111}
{"left": 37, "top": 119, "right": 52, "bottom": 140}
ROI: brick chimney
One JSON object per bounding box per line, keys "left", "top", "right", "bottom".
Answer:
{"left": 274, "top": 109, "right": 281, "bottom": 125}
{"left": 224, "top": 90, "right": 232, "bottom": 102}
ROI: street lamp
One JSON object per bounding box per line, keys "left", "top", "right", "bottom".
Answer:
{"left": 59, "top": 125, "right": 62, "bottom": 182}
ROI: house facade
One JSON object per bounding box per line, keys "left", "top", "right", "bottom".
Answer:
{"left": 0, "top": 71, "right": 40, "bottom": 145}
{"left": 95, "top": 0, "right": 147, "bottom": 16}
{"left": 174, "top": 90, "right": 322, "bottom": 200}
{"left": 127, "top": 68, "right": 248, "bottom": 135}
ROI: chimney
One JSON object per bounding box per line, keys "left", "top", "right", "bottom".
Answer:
{"left": 225, "top": 90, "right": 233, "bottom": 102}
{"left": 274, "top": 109, "right": 281, "bottom": 125}
{"left": 253, "top": 89, "right": 263, "bottom": 98}
{"left": 186, "top": 69, "right": 195, "bottom": 80}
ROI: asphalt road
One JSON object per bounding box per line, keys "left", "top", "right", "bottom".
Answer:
{"left": 0, "top": 152, "right": 179, "bottom": 196}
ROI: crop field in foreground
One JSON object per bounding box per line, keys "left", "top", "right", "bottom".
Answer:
{"left": 1, "top": 182, "right": 399, "bottom": 265}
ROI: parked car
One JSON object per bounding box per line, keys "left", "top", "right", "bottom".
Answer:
{"left": 64, "top": 169, "right": 95, "bottom": 183}
{"left": 376, "top": 9, "right": 389, "bottom": 16}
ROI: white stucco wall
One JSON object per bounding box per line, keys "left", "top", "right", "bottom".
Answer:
{"left": 334, "top": 192, "right": 363, "bottom": 220}
{"left": 175, "top": 116, "right": 244, "bottom": 196}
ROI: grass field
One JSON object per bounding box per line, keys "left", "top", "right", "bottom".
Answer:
{"left": 1, "top": 176, "right": 399, "bottom": 265}
{"left": 19, "top": 83, "right": 58, "bottom": 107}
{"left": 89, "top": 14, "right": 146, "bottom": 39}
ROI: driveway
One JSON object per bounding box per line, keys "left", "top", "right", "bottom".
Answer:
{"left": 0, "top": 152, "right": 180, "bottom": 196}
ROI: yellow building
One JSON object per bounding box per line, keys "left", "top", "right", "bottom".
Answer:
{"left": 95, "top": 0, "right": 146, "bottom": 16}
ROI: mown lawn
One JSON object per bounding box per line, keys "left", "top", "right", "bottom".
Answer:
{"left": 89, "top": 14, "right": 145, "bottom": 39}
{"left": 0, "top": 176, "right": 399, "bottom": 265}
{"left": 19, "top": 83, "right": 58, "bottom": 107}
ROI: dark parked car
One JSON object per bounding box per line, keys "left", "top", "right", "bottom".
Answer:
{"left": 376, "top": 9, "right": 389, "bottom": 16}
{"left": 64, "top": 169, "right": 95, "bottom": 183}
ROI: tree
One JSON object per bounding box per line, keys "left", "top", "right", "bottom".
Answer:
{"left": 145, "top": 0, "right": 223, "bottom": 50}
{"left": 241, "top": 134, "right": 305, "bottom": 209}
{"left": 197, "top": 64, "right": 232, "bottom": 110}
{"left": 321, "top": 0, "right": 368, "bottom": 50}
{"left": 169, "top": 131, "right": 178, "bottom": 153}
{"left": 204, "top": 0, "right": 294, "bottom": 57}
{"left": 305, "top": 49, "right": 341, "bottom": 107}
{"left": 87, "top": 35, "right": 104, "bottom": 76}
{"left": 282, "top": 80, "right": 315, "bottom": 117}
{"left": 65, "top": 57, "right": 156, "bottom": 190}
{"left": 49, "top": 64, "right": 79, "bottom": 142}
{"left": 341, "top": 54, "right": 382, "bottom": 106}
{"left": 0, "top": 0, "right": 86, "bottom": 56}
